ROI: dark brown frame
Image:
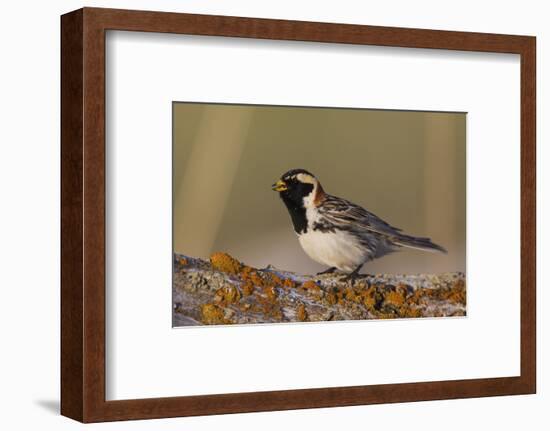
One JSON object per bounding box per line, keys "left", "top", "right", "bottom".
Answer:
{"left": 61, "top": 7, "right": 536, "bottom": 423}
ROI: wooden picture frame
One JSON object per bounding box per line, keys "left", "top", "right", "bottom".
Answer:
{"left": 61, "top": 7, "right": 536, "bottom": 422}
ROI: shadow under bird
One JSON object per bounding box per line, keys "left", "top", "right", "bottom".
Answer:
{"left": 272, "top": 169, "right": 446, "bottom": 281}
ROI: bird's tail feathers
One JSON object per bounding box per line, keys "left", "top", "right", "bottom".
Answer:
{"left": 393, "top": 234, "right": 447, "bottom": 254}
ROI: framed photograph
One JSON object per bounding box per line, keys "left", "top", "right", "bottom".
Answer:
{"left": 61, "top": 7, "right": 536, "bottom": 422}
{"left": 172, "top": 102, "right": 466, "bottom": 327}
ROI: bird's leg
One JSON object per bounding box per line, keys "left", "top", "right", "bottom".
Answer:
{"left": 341, "top": 264, "right": 364, "bottom": 285}
{"left": 316, "top": 267, "right": 337, "bottom": 275}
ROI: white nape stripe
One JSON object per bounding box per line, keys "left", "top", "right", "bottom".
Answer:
{"left": 296, "top": 173, "right": 316, "bottom": 185}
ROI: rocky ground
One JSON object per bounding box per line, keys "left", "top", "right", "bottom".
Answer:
{"left": 173, "top": 252, "right": 466, "bottom": 326}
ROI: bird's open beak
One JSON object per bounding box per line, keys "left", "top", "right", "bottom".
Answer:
{"left": 272, "top": 179, "right": 288, "bottom": 192}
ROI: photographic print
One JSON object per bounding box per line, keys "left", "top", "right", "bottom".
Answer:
{"left": 172, "top": 102, "right": 466, "bottom": 327}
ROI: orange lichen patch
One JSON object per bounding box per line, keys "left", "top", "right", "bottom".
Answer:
{"left": 443, "top": 279, "right": 466, "bottom": 304}
{"left": 361, "top": 286, "right": 377, "bottom": 308}
{"left": 302, "top": 280, "right": 323, "bottom": 298}
{"left": 200, "top": 304, "right": 228, "bottom": 325}
{"left": 301, "top": 280, "right": 322, "bottom": 296}
{"left": 325, "top": 291, "right": 338, "bottom": 306}
{"left": 384, "top": 290, "right": 405, "bottom": 306}
{"left": 241, "top": 281, "right": 255, "bottom": 296}
{"left": 263, "top": 286, "right": 278, "bottom": 302}
{"left": 403, "top": 279, "right": 466, "bottom": 309}
{"left": 177, "top": 257, "right": 188, "bottom": 266}
{"left": 301, "top": 280, "right": 318, "bottom": 291}
{"left": 240, "top": 266, "right": 254, "bottom": 278}
{"left": 336, "top": 289, "right": 346, "bottom": 305}
{"left": 282, "top": 278, "right": 296, "bottom": 289}
{"left": 214, "top": 285, "right": 241, "bottom": 304}
{"left": 444, "top": 288, "right": 466, "bottom": 304}
{"left": 241, "top": 302, "right": 262, "bottom": 314}
{"left": 255, "top": 294, "right": 283, "bottom": 319}
{"left": 210, "top": 252, "right": 242, "bottom": 275}
{"left": 251, "top": 272, "right": 265, "bottom": 286}
{"left": 269, "top": 305, "right": 284, "bottom": 321}
{"left": 247, "top": 278, "right": 285, "bottom": 320}
{"left": 241, "top": 266, "right": 265, "bottom": 287}
{"left": 269, "top": 273, "right": 283, "bottom": 286}
{"left": 399, "top": 307, "right": 423, "bottom": 318}
{"left": 343, "top": 287, "right": 362, "bottom": 304}
{"left": 410, "top": 288, "right": 428, "bottom": 305}
{"left": 296, "top": 303, "right": 308, "bottom": 322}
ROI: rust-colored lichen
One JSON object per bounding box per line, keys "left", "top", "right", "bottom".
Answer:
{"left": 444, "top": 279, "right": 466, "bottom": 304}
{"left": 301, "top": 280, "right": 321, "bottom": 295}
{"left": 302, "top": 280, "right": 318, "bottom": 291}
{"left": 200, "top": 303, "right": 227, "bottom": 325}
{"left": 214, "top": 285, "right": 241, "bottom": 304}
{"left": 269, "top": 304, "right": 284, "bottom": 321}
{"left": 361, "top": 286, "right": 377, "bottom": 308}
{"left": 270, "top": 273, "right": 283, "bottom": 286}
{"left": 400, "top": 307, "right": 423, "bottom": 318}
{"left": 210, "top": 252, "right": 242, "bottom": 275}
{"left": 336, "top": 289, "right": 346, "bottom": 305}
{"left": 241, "top": 266, "right": 265, "bottom": 287}
{"left": 282, "top": 278, "right": 296, "bottom": 289}
{"left": 384, "top": 290, "right": 405, "bottom": 306}
{"left": 326, "top": 291, "right": 338, "bottom": 306}
{"left": 343, "top": 287, "right": 363, "bottom": 303}
{"left": 241, "top": 281, "right": 255, "bottom": 296}
{"left": 263, "top": 285, "right": 278, "bottom": 302}
{"left": 178, "top": 257, "right": 188, "bottom": 266}
{"left": 296, "top": 303, "right": 308, "bottom": 322}
{"left": 411, "top": 288, "right": 427, "bottom": 305}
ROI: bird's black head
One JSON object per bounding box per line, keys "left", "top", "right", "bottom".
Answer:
{"left": 272, "top": 169, "right": 322, "bottom": 233}
{"left": 272, "top": 168, "right": 318, "bottom": 205}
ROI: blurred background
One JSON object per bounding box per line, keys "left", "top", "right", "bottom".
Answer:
{"left": 173, "top": 102, "right": 465, "bottom": 275}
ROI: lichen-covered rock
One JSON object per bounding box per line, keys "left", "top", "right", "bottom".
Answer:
{"left": 209, "top": 252, "right": 243, "bottom": 275}
{"left": 172, "top": 253, "right": 466, "bottom": 327}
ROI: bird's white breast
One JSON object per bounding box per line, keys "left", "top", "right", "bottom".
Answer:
{"left": 297, "top": 229, "right": 367, "bottom": 272}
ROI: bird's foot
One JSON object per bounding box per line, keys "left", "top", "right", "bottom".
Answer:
{"left": 316, "top": 267, "right": 337, "bottom": 275}
{"left": 339, "top": 264, "right": 366, "bottom": 285}
{"left": 340, "top": 273, "right": 363, "bottom": 285}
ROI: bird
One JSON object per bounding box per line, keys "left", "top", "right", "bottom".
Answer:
{"left": 272, "top": 168, "right": 446, "bottom": 280}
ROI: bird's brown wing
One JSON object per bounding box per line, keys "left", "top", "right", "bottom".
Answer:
{"left": 319, "top": 194, "right": 446, "bottom": 253}
{"left": 318, "top": 195, "right": 403, "bottom": 238}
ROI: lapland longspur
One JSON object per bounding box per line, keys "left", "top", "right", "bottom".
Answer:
{"left": 272, "top": 169, "right": 446, "bottom": 278}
